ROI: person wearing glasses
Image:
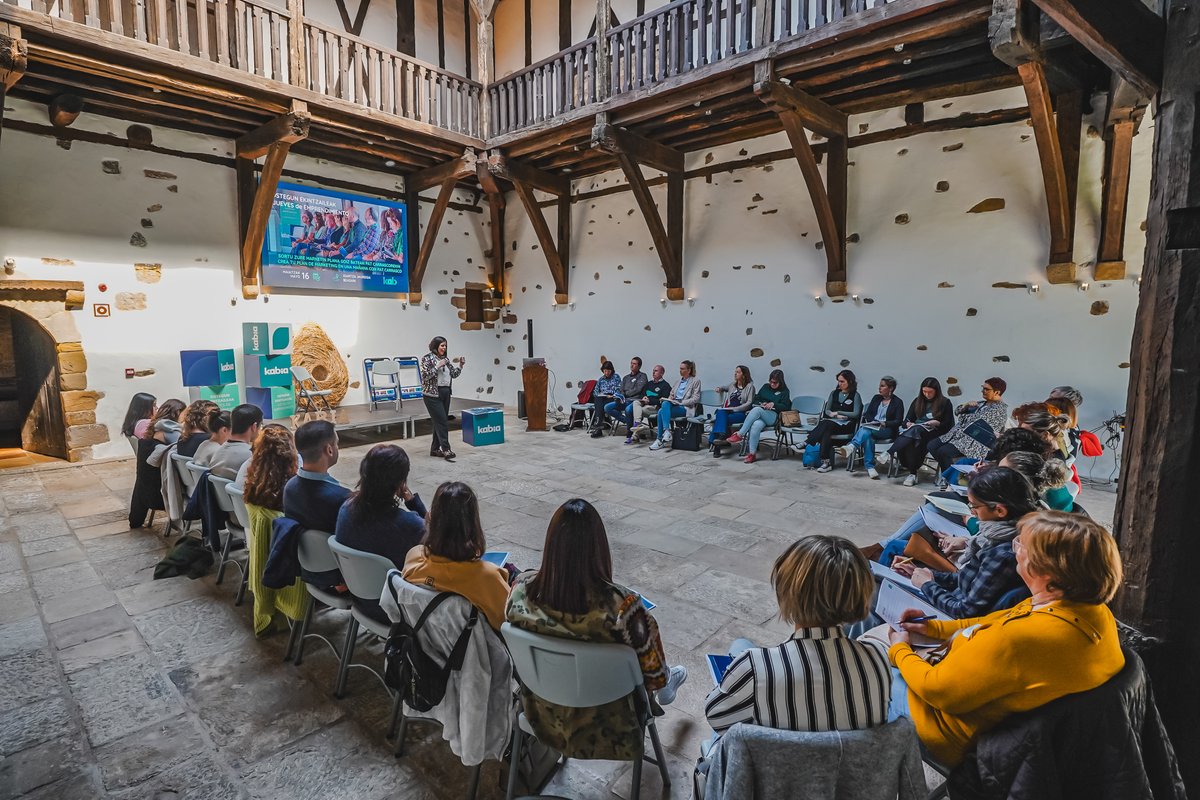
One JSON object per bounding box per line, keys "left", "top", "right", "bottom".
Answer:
{"left": 925, "top": 378, "right": 1009, "bottom": 483}
{"left": 886, "top": 511, "right": 1124, "bottom": 767}
{"left": 891, "top": 467, "right": 1037, "bottom": 619}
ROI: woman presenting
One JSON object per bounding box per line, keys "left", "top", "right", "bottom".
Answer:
{"left": 420, "top": 336, "right": 464, "bottom": 461}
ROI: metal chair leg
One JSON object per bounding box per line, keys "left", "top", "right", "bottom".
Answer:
{"left": 393, "top": 702, "right": 409, "bottom": 756}
{"left": 465, "top": 762, "right": 481, "bottom": 800}
{"left": 333, "top": 617, "right": 359, "bottom": 698}
{"left": 215, "top": 529, "right": 233, "bottom": 585}
{"left": 630, "top": 739, "right": 645, "bottom": 800}
{"left": 647, "top": 718, "right": 670, "bottom": 786}
{"left": 505, "top": 719, "right": 524, "bottom": 800}
{"left": 234, "top": 560, "right": 250, "bottom": 605}
{"left": 292, "top": 596, "right": 314, "bottom": 664}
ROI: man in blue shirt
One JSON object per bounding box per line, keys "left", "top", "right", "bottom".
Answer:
{"left": 283, "top": 419, "right": 350, "bottom": 533}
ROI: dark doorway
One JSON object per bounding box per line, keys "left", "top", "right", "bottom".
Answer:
{"left": 0, "top": 307, "right": 68, "bottom": 459}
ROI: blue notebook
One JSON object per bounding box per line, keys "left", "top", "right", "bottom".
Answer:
{"left": 482, "top": 551, "right": 509, "bottom": 566}
{"left": 707, "top": 654, "right": 734, "bottom": 685}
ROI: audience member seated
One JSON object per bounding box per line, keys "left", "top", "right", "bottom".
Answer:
{"left": 506, "top": 498, "right": 688, "bottom": 760}
{"left": 1000, "top": 450, "right": 1073, "bottom": 511}
{"left": 242, "top": 424, "right": 305, "bottom": 636}
{"left": 892, "top": 467, "right": 1039, "bottom": 619}
{"left": 191, "top": 412, "right": 231, "bottom": 467}
{"left": 208, "top": 404, "right": 263, "bottom": 479}
{"left": 624, "top": 364, "right": 671, "bottom": 443}
{"left": 839, "top": 376, "right": 904, "bottom": 478}
{"left": 924, "top": 377, "right": 1009, "bottom": 483}
{"left": 708, "top": 365, "right": 755, "bottom": 450}
{"left": 1012, "top": 402, "right": 1071, "bottom": 461}
{"left": 589, "top": 360, "right": 622, "bottom": 438}
{"left": 649, "top": 360, "right": 702, "bottom": 451}
{"left": 890, "top": 378, "right": 954, "bottom": 486}
{"left": 705, "top": 535, "right": 890, "bottom": 740}
{"left": 885, "top": 511, "right": 1125, "bottom": 767}
{"left": 175, "top": 401, "right": 218, "bottom": 458}
{"left": 603, "top": 357, "right": 648, "bottom": 437}
{"left": 147, "top": 398, "right": 186, "bottom": 445}
{"left": 722, "top": 369, "right": 790, "bottom": 464}
{"left": 805, "top": 370, "right": 863, "bottom": 473}
{"left": 866, "top": 428, "right": 1054, "bottom": 566}
{"left": 122, "top": 392, "right": 157, "bottom": 441}
{"left": 402, "top": 481, "right": 511, "bottom": 630}
{"left": 335, "top": 443, "right": 427, "bottom": 570}
{"left": 282, "top": 419, "right": 350, "bottom": 533}
{"left": 234, "top": 422, "right": 289, "bottom": 489}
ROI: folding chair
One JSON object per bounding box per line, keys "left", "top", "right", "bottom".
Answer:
{"left": 502, "top": 623, "right": 670, "bottom": 800}
{"left": 369, "top": 359, "right": 403, "bottom": 412}
{"left": 292, "top": 365, "right": 333, "bottom": 412}
{"left": 225, "top": 483, "right": 253, "bottom": 605}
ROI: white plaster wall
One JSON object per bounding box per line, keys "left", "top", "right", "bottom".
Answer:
{"left": 304, "top": 0, "right": 476, "bottom": 76}
{"left": 495, "top": 88, "right": 1152, "bottom": 478}
{"left": 0, "top": 98, "right": 499, "bottom": 460}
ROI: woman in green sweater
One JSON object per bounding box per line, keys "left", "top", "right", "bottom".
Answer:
{"left": 723, "top": 369, "right": 792, "bottom": 463}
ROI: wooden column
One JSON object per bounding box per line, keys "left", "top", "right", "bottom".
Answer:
{"left": 477, "top": 160, "right": 507, "bottom": 299}
{"left": 1113, "top": 0, "right": 1200, "bottom": 791}
{"left": 287, "top": 0, "right": 306, "bottom": 87}
{"left": 476, "top": 17, "right": 494, "bottom": 138}
{"left": 1095, "top": 118, "right": 1135, "bottom": 280}
{"left": 234, "top": 102, "right": 310, "bottom": 299}
{"left": 405, "top": 148, "right": 478, "bottom": 303}
{"left": 1018, "top": 61, "right": 1081, "bottom": 283}
{"left": 591, "top": 116, "right": 685, "bottom": 299}
{"left": 487, "top": 150, "right": 572, "bottom": 303}
{"left": 753, "top": 60, "right": 849, "bottom": 296}
{"left": 594, "top": 0, "right": 612, "bottom": 99}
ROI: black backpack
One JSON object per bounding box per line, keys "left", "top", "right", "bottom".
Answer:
{"left": 383, "top": 583, "right": 480, "bottom": 712}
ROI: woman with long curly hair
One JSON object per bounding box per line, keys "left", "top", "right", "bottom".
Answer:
{"left": 176, "top": 400, "right": 218, "bottom": 458}
{"left": 242, "top": 424, "right": 306, "bottom": 636}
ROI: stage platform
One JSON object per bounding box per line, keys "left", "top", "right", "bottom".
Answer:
{"left": 282, "top": 397, "right": 503, "bottom": 440}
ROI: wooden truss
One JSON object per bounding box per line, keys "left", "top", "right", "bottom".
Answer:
{"left": 591, "top": 113, "right": 686, "bottom": 301}
{"left": 405, "top": 148, "right": 477, "bottom": 304}
{"left": 235, "top": 101, "right": 310, "bottom": 299}
{"left": 486, "top": 150, "right": 572, "bottom": 304}
{"left": 753, "top": 60, "right": 849, "bottom": 297}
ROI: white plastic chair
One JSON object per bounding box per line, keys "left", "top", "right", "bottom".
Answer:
{"left": 208, "top": 475, "right": 246, "bottom": 589}
{"left": 368, "top": 359, "right": 403, "bottom": 412}
{"left": 292, "top": 365, "right": 333, "bottom": 412}
{"left": 172, "top": 453, "right": 197, "bottom": 499}
{"left": 126, "top": 434, "right": 139, "bottom": 454}
{"left": 326, "top": 538, "right": 394, "bottom": 699}
{"left": 225, "top": 484, "right": 253, "bottom": 605}
{"left": 291, "top": 529, "right": 352, "bottom": 667}
{"left": 501, "top": 623, "right": 670, "bottom": 800}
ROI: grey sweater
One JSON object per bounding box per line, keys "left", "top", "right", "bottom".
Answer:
{"left": 701, "top": 720, "right": 926, "bottom": 800}
{"left": 718, "top": 382, "right": 756, "bottom": 413}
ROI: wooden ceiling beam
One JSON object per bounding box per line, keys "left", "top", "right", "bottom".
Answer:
{"left": 486, "top": 150, "right": 570, "bottom": 196}
{"left": 406, "top": 176, "right": 457, "bottom": 304}
{"left": 236, "top": 101, "right": 311, "bottom": 159}
{"left": 752, "top": 61, "right": 847, "bottom": 140}
{"left": 591, "top": 114, "right": 684, "bottom": 173}
{"left": 1025, "top": 0, "right": 1164, "bottom": 96}
{"left": 407, "top": 147, "right": 478, "bottom": 192}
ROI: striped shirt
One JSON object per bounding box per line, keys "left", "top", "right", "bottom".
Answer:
{"left": 704, "top": 626, "right": 891, "bottom": 734}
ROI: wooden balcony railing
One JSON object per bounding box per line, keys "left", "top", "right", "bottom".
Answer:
{"left": 490, "top": 0, "right": 896, "bottom": 135}
{"left": 488, "top": 37, "right": 598, "bottom": 136}
{"left": 2, "top": 0, "right": 481, "bottom": 136}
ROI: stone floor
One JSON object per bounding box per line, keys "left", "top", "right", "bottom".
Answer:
{"left": 0, "top": 414, "right": 1117, "bottom": 799}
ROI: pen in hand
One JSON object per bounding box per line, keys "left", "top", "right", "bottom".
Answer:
{"left": 904, "top": 615, "right": 937, "bottom": 623}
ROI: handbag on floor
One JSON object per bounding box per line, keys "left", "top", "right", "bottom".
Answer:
{"left": 671, "top": 419, "right": 703, "bottom": 451}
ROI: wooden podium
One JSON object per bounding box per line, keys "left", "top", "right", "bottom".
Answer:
{"left": 522, "top": 363, "right": 548, "bottom": 431}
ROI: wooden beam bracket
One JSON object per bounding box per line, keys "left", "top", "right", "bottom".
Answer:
{"left": 235, "top": 102, "right": 310, "bottom": 299}
{"left": 407, "top": 147, "right": 478, "bottom": 193}
{"left": 1018, "top": 60, "right": 1082, "bottom": 283}
{"left": 1026, "top": 0, "right": 1164, "bottom": 96}
{"left": 0, "top": 24, "right": 27, "bottom": 90}
{"left": 590, "top": 116, "right": 685, "bottom": 298}
{"left": 754, "top": 61, "right": 849, "bottom": 297}
{"left": 488, "top": 150, "right": 571, "bottom": 302}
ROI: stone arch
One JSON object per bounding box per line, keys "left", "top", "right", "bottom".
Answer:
{"left": 0, "top": 280, "right": 109, "bottom": 461}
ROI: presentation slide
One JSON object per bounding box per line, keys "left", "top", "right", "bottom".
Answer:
{"left": 262, "top": 182, "right": 408, "bottom": 293}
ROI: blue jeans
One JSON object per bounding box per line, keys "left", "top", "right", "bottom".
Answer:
{"left": 741, "top": 407, "right": 778, "bottom": 453}
{"left": 850, "top": 427, "right": 894, "bottom": 469}
{"left": 603, "top": 400, "right": 628, "bottom": 428}
{"left": 879, "top": 509, "right": 926, "bottom": 565}
{"left": 656, "top": 402, "right": 687, "bottom": 435}
{"left": 888, "top": 667, "right": 910, "bottom": 721}
{"left": 709, "top": 409, "right": 747, "bottom": 444}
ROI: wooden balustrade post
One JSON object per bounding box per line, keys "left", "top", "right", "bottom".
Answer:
{"left": 595, "top": 0, "right": 612, "bottom": 99}
{"left": 476, "top": 16, "right": 492, "bottom": 137}
{"left": 754, "top": 0, "right": 774, "bottom": 47}
{"left": 287, "top": 0, "right": 305, "bottom": 86}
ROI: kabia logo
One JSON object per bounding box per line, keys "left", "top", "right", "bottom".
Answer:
{"left": 220, "top": 362, "right": 235, "bottom": 373}
{"left": 251, "top": 327, "right": 260, "bottom": 350}
{"left": 263, "top": 366, "right": 290, "bottom": 376}
{"left": 477, "top": 424, "right": 503, "bottom": 434}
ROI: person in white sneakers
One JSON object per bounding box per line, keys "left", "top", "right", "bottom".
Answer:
{"left": 838, "top": 376, "right": 905, "bottom": 479}
{"left": 649, "top": 360, "right": 701, "bottom": 450}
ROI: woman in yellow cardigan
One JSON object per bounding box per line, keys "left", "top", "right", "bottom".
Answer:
{"left": 886, "top": 510, "right": 1125, "bottom": 766}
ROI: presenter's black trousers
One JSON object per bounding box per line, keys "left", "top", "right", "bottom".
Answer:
{"left": 425, "top": 387, "right": 452, "bottom": 454}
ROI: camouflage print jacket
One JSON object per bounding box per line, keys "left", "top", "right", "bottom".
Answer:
{"left": 505, "top": 573, "right": 669, "bottom": 761}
